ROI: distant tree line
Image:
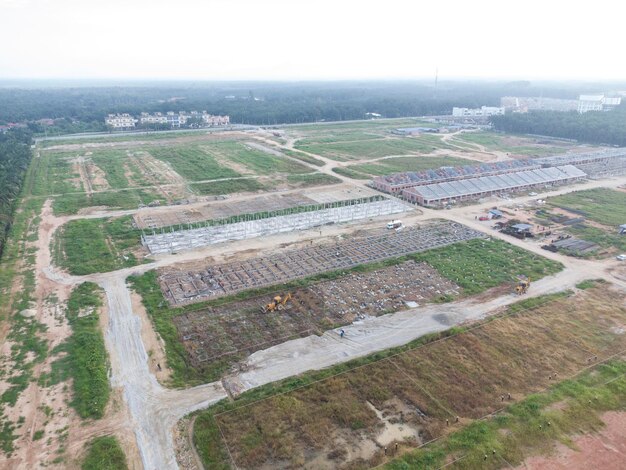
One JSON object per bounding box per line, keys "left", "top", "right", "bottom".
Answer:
{"left": 0, "top": 128, "right": 33, "bottom": 258}
{"left": 0, "top": 80, "right": 603, "bottom": 135}
{"left": 491, "top": 105, "right": 626, "bottom": 147}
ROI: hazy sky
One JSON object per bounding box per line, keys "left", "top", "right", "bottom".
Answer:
{"left": 0, "top": 0, "right": 623, "bottom": 80}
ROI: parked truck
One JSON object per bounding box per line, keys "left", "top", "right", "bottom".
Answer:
{"left": 387, "top": 220, "right": 403, "bottom": 229}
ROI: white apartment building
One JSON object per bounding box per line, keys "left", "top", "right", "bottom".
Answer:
{"left": 452, "top": 106, "right": 505, "bottom": 117}
{"left": 138, "top": 111, "right": 230, "bottom": 128}
{"left": 105, "top": 113, "right": 138, "bottom": 129}
{"left": 578, "top": 94, "right": 622, "bottom": 113}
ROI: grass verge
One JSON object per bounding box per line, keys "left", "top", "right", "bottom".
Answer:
{"left": 81, "top": 435, "right": 128, "bottom": 470}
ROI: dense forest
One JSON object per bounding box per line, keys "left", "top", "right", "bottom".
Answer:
{"left": 0, "top": 128, "right": 33, "bottom": 257}
{"left": 0, "top": 79, "right": 608, "bottom": 134}
{"left": 491, "top": 105, "right": 626, "bottom": 146}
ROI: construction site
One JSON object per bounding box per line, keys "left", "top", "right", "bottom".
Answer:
{"left": 5, "top": 117, "right": 626, "bottom": 470}
{"left": 158, "top": 220, "right": 484, "bottom": 304}
{"left": 173, "top": 261, "right": 460, "bottom": 375}
{"left": 141, "top": 196, "right": 410, "bottom": 254}
{"left": 210, "top": 284, "right": 626, "bottom": 469}
{"left": 372, "top": 148, "right": 626, "bottom": 206}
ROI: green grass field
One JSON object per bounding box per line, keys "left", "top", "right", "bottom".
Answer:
{"left": 28, "top": 150, "right": 82, "bottom": 196}
{"left": 53, "top": 216, "right": 143, "bottom": 275}
{"left": 549, "top": 188, "right": 626, "bottom": 227}
{"left": 90, "top": 149, "right": 143, "bottom": 189}
{"left": 52, "top": 189, "right": 165, "bottom": 215}
{"left": 285, "top": 173, "right": 341, "bottom": 187}
{"left": 451, "top": 132, "right": 568, "bottom": 156}
{"left": 201, "top": 141, "right": 311, "bottom": 175}
{"left": 189, "top": 178, "right": 266, "bottom": 195}
{"left": 149, "top": 145, "right": 241, "bottom": 181}
{"left": 346, "top": 155, "right": 473, "bottom": 176}
{"left": 295, "top": 135, "right": 453, "bottom": 161}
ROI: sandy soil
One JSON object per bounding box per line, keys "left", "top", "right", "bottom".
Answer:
{"left": 516, "top": 411, "right": 626, "bottom": 470}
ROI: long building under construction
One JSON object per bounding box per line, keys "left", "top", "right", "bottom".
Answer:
{"left": 402, "top": 165, "right": 586, "bottom": 206}
{"left": 373, "top": 148, "right": 626, "bottom": 206}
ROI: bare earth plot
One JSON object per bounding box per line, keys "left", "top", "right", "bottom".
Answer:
{"left": 174, "top": 261, "right": 459, "bottom": 375}
{"left": 209, "top": 285, "right": 626, "bottom": 470}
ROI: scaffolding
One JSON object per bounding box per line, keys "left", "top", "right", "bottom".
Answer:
{"left": 142, "top": 197, "right": 411, "bottom": 254}
{"left": 160, "top": 220, "right": 485, "bottom": 304}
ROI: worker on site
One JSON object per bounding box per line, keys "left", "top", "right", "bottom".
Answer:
{"left": 339, "top": 329, "right": 345, "bottom": 338}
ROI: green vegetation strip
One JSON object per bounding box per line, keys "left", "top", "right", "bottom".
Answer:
{"left": 385, "top": 360, "right": 626, "bottom": 469}
{"left": 0, "top": 194, "right": 46, "bottom": 454}
{"left": 130, "top": 238, "right": 563, "bottom": 386}
{"left": 285, "top": 172, "right": 341, "bottom": 187}
{"left": 81, "top": 435, "right": 128, "bottom": 470}
{"left": 53, "top": 216, "right": 143, "bottom": 275}
{"left": 189, "top": 178, "right": 266, "bottom": 196}
{"left": 281, "top": 149, "right": 325, "bottom": 166}
{"left": 52, "top": 188, "right": 165, "bottom": 216}
{"left": 41, "top": 282, "right": 110, "bottom": 419}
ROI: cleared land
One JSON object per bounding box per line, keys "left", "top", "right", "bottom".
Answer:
{"left": 195, "top": 284, "right": 626, "bottom": 469}
{"left": 131, "top": 236, "right": 562, "bottom": 385}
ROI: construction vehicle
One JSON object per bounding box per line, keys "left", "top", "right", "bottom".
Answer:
{"left": 387, "top": 220, "right": 403, "bottom": 229}
{"left": 261, "top": 293, "right": 292, "bottom": 313}
{"left": 514, "top": 276, "right": 531, "bottom": 295}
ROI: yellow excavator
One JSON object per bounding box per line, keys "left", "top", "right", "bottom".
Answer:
{"left": 514, "top": 276, "right": 531, "bottom": 295}
{"left": 261, "top": 293, "right": 292, "bottom": 313}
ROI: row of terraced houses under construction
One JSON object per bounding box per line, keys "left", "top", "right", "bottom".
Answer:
{"left": 372, "top": 149, "right": 626, "bottom": 207}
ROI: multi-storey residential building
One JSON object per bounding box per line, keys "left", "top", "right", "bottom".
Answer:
{"left": 578, "top": 95, "right": 622, "bottom": 113}
{"left": 137, "top": 111, "right": 230, "bottom": 128}
{"left": 452, "top": 106, "right": 505, "bottom": 117}
{"left": 105, "top": 113, "right": 138, "bottom": 129}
